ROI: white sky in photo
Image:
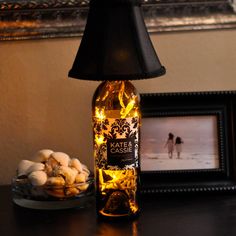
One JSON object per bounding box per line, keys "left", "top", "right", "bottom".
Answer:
{"left": 141, "top": 115, "right": 218, "bottom": 155}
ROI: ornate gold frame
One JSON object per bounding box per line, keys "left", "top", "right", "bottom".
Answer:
{"left": 0, "top": 0, "right": 236, "bottom": 40}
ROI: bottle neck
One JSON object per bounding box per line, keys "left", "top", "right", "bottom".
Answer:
{"left": 105, "top": 80, "right": 127, "bottom": 91}
{"left": 93, "top": 80, "right": 140, "bottom": 119}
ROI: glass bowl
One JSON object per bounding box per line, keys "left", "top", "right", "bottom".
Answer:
{"left": 12, "top": 176, "right": 94, "bottom": 210}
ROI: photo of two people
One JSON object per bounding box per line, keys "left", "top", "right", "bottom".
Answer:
{"left": 141, "top": 115, "right": 220, "bottom": 171}
{"left": 164, "top": 133, "right": 184, "bottom": 159}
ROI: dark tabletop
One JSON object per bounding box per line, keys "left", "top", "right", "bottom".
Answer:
{"left": 1, "top": 185, "right": 236, "bottom": 236}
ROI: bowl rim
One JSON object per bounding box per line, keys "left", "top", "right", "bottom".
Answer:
{"left": 12, "top": 176, "right": 94, "bottom": 189}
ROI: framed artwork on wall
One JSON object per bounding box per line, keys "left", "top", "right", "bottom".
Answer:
{"left": 140, "top": 91, "right": 236, "bottom": 194}
{"left": 141, "top": 114, "right": 221, "bottom": 172}
{"left": 1, "top": 0, "right": 235, "bottom": 40}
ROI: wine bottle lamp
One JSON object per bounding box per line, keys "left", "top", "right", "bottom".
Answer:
{"left": 68, "top": 0, "right": 165, "bottom": 218}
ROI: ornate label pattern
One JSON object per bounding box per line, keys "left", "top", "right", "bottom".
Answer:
{"left": 94, "top": 117, "right": 139, "bottom": 170}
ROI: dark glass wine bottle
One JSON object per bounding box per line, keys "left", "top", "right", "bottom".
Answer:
{"left": 92, "top": 80, "right": 140, "bottom": 218}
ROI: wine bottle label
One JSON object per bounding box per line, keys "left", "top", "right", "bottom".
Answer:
{"left": 107, "top": 137, "right": 135, "bottom": 167}
{"left": 94, "top": 117, "right": 139, "bottom": 170}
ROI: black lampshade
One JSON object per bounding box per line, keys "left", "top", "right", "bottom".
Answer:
{"left": 68, "top": 0, "right": 166, "bottom": 81}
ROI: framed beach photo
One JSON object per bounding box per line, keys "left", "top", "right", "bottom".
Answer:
{"left": 140, "top": 91, "right": 236, "bottom": 194}
{"left": 141, "top": 115, "right": 220, "bottom": 172}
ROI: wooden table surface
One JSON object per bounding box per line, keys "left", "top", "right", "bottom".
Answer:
{"left": 1, "top": 185, "right": 236, "bottom": 236}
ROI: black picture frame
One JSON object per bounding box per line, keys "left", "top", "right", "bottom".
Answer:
{"left": 140, "top": 91, "right": 236, "bottom": 194}
{"left": 0, "top": 0, "right": 235, "bottom": 41}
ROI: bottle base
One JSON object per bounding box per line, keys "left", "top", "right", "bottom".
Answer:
{"left": 97, "top": 209, "right": 140, "bottom": 221}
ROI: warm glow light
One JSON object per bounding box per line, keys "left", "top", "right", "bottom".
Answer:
{"left": 95, "top": 107, "right": 106, "bottom": 120}
{"left": 133, "top": 110, "right": 139, "bottom": 118}
{"left": 121, "top": 99, "right": 135, "bottom": 118}
{"left": 95, "top": 134, "right": 104, "bottom": 145}
{"left": 109, "top": 171, "right": 121, "bottom": 181}
{"left": 98, "top": 168, "right": 138, "bottom": 214}
{"left": 118, "top": 81, "right": 125, "bottom": 109}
